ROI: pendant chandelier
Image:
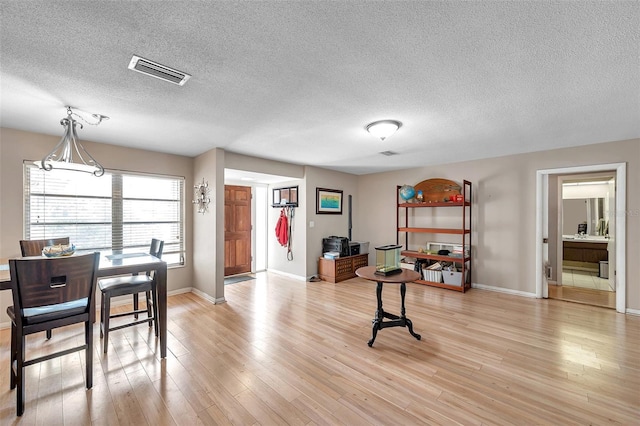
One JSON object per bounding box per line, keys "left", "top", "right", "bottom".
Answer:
{"left": 36, "top": 106, "right": 108, "bottom": 177}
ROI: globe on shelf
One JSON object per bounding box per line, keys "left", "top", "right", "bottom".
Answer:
{"left": 399, "top": 185, "right": 416, "bottom": 202}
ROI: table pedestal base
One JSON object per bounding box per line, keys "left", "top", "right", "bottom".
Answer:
{"left": 368, "top": 281, "right": 421, "bottom": 347}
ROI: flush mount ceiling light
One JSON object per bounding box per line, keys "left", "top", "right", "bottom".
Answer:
{"left": 128, "top": 55, "right": 191, "bottom": 86}
{"left": 36, "top": 106, "right": 108, "bottom": 177}
{"left": 366, "top": 120, "right": 402, "bottom": 141}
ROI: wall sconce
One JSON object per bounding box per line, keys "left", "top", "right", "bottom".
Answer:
{"left": 192, "top": 178, "right": 211, "bottom": 214}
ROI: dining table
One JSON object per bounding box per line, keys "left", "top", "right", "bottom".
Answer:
{"left": 0, "top": 252, "right": 167, "bottom": 358}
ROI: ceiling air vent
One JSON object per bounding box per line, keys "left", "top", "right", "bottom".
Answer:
{"left": 128, "top": 55, "right": 191, "bottom": 86}
{"left": 380, "top": 151, "right": 399, "bottom": 156}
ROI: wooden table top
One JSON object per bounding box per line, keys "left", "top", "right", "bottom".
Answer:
{"left": 355, "top": 265, "right": 420, "bottom": 283}
{"left": 0, "top": 253, "right": 166, "bottom": 291}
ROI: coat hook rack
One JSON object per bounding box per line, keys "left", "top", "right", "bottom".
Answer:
{"left": 271, "top": 185, "right": 299, "bottom": 208}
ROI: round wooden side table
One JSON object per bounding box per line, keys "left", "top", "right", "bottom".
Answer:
{"left": 355, "top": 265, "right": 421, "bottom": 347}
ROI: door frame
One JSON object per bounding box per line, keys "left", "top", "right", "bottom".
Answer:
{"left": 536, "top": 162, "right": 626, "bottom": 313}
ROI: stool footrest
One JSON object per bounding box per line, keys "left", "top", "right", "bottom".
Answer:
{"left": 107, "top": 317, "right": 155, "bottom": 332}
{"left": 110, "top": 309, "right": 148, "bottom": 319}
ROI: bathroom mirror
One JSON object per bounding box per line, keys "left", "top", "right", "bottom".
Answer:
{"left": 562, "top": 179, "right": 611, "bottom": 237}
{"left": 562, "top": 197, "right": 607, "bottom": 236}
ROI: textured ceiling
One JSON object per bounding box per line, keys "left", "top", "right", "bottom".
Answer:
{"left": 1, "top": 1, "right": 638, "bottom": 176}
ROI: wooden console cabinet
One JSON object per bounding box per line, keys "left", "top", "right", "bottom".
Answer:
{"left": 318, "top": 253, "right": 368, "bottom": 283}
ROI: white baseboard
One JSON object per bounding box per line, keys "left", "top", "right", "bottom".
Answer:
{"left": 191, "top": 287, "right": 225, "bottom": 304}
{"left": 472, "top": 282, "right": 537, "bottom": 298}
{"left": 472, "top": 282, "right": 639, "bottom": 314}
{"left": 169, "top": 287, "right": 193, "bottom": 296}
{"left": 266, "top": 268, "right": 307, "bottom": 281}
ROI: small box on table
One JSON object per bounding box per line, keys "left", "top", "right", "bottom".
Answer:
{"left": 323, "top": 251, "right": 340, "bottom": 260}
{"left": 374, "top": 244, "right": 402, "bottom": 276}
{"left": 351, "top": 241, "right": 370, "bottom": 254}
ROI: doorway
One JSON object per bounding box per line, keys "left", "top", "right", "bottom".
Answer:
{"left": 536, "top": 163, "right": 626, "bottom": 313}
{"left": 550, "top": 174, "right": 616, "bottom": 308}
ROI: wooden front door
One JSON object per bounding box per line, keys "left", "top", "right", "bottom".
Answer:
{"left": 224, "top": 185, "right": 252, "bottom": 276}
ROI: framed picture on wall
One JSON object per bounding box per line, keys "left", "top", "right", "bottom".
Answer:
{"left": 316, "top": 188, "right": 343, "bottom": 214}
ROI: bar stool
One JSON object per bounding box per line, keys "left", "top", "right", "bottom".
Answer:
{"left": 98, "top": 239, "right": 163, "bottom": 353}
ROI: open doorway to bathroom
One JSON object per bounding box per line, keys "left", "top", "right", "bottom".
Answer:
{"left": 549, "top": 173, "right": 616, "bottom": 308}
{"left": 537, "top": 163, "right": 626, "bottom": 313}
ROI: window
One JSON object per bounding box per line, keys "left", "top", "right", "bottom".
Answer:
{"left": 24, "top": 163, "right": 185, "bottom": 266}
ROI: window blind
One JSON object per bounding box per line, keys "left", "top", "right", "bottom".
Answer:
{"left": 24, "top": 163, "right": 185, "bottom": 266}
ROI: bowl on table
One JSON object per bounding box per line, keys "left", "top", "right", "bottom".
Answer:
{"left": 42, "top": 244, "right": 76, "bottom": 257}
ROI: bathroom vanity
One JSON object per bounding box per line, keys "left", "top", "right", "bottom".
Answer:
{"left": 562, "top": 235, "right": 609, "bottom": 263}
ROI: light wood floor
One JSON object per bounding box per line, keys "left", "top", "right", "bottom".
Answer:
{"left": 1, "top": 272, "right": 638, "bottom": 425}
{"left": 548, "top": 283, "right": 616, "bottom": 309}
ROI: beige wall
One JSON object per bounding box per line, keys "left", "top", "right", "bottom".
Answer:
{"left": 264, "top": 166, "right": 359, "bottom": 279}
{"left": 225, "top": 151, "right": 305, "bottom": 179}
{"left": 193, "top": 148, "right": 225, "bottom": 302}
{"left": 356, "top": 138, "right": 639, "bottom": 310}
{"left": 305, "top": 167, "right": 359, "bottom": 278}
{"left": 268, "top": 178, "right": 307, "bottom": 278}
{"left": 0, "top": 127, "right": 195, "bottom": 322}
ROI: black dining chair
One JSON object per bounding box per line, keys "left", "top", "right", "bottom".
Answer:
{"left": 99, "top": 239, "right": 164, "bottom": 353}
{"left": 7, "top": 252, "right": 100, "bottom": 416}
{"left": 19, "top": 237, "right": 71, "bottom": 340}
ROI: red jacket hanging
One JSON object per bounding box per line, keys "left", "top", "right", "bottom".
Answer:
{"left": 276, "top": 208, "right": 289, "bottom": 246}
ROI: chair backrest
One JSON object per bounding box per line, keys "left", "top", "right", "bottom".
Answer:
{"left": 9, "top": 253, "right": 100, "bottom": 314}
{"left": 20, "top": 237, "right": 70, "bottom": 257}
{"left": 149, "top": 239, "right": 164, "bottom": 259}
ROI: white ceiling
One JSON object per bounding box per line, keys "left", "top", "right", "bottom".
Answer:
{"left": 1, "top": 1, "right": 638, "bottom": 176}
